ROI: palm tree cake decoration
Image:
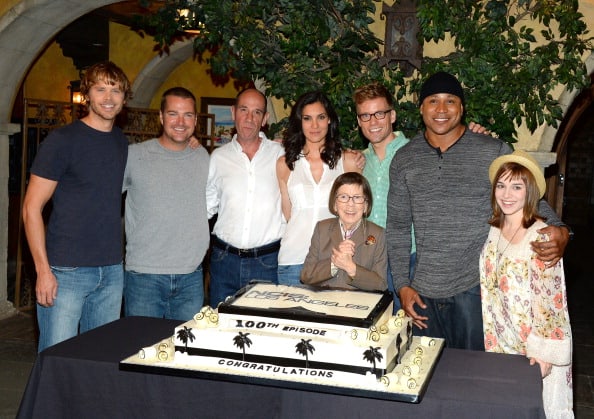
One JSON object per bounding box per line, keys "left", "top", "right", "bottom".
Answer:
{"left": 176, "top": 326, "right": 195, "bottom": 354}
{"left": 233, "top": 332, "right": 253, "bottom": 361}
{"left": 295, "top": 339, "right": 315, "bottom": 368}
{"left": 363, "top": 346, "right": 384, "bottom": 378}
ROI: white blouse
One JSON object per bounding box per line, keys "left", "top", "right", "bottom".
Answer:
{"left": 278, "top": 156, "right": 344, "bottom": 265}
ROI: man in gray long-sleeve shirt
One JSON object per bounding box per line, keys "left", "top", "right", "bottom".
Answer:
{"left": 123, "top": 87, "right": 209, "bottom": 320}
{"left": 386, "top": 72, "right": 569, "bottom": 350}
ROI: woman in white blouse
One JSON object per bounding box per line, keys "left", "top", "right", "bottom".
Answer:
{"left": 276, "top": 91, "right": 361, "bottom": 285}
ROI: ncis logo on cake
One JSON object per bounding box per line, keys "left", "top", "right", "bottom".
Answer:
{"left": 241, "top": 287, "right": 371, "bottom": 311}
{"left": 219, "top": 283, "right": 393, "bottom": 328}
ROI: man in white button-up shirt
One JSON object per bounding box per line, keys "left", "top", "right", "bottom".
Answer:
{"left": 206, "top": 88, "right": 285, "bottom": 307}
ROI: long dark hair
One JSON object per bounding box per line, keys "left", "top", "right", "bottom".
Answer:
{"left": 283, "top": 91, "right": 342, "bottom": 170}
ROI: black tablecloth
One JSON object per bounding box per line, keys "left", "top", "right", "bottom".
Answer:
{"left": 17, "top": 317, "right": 545, "bottom": 419}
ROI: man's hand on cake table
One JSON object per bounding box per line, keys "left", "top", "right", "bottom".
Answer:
{"left": 398, "top": 286, "right": 429, "bottom": 329}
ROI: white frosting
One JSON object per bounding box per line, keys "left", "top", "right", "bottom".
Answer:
{"left": 123, "top": 285, "right": 444, "bottom": 398}
{"left": 124, "top": 337, "right": 444, "bottom": 397}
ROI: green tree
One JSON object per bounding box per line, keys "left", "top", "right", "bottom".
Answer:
{"left": 414, "top": 0, "right": 591, "bottom": 142}
{"left": 137, "top": 0, "right": 591, "bottom": 146}
{"left": 137, "top": 0, "right": 403, "bottom": 148}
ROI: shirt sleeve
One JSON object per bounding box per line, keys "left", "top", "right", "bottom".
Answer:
{"left": 386, "top": 152, "right": 412, "bottom": 292}
{"left": 30, "top": 131, "right": 70, "bottom": 181}
{"left": 525, "top": 244, "right": 572, "bottom": 366}
{"left": 206, "top": 153, "right": 219, "bottom": 219}
{"left": 300, "top": 222, "right": 334, "bottom": 285}
{"left": 537, "top": 200, "right": 563, "bottom": 226}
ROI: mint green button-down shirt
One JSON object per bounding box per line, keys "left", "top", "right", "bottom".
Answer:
{"left": 362, "top": 131, "right": 415, "bottom": 253}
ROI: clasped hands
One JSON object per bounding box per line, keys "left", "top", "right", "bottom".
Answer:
{"left": 331, "top": 239, "right": 357, "bottom": 278}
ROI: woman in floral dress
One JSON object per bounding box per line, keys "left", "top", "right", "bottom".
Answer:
{"left": 480, "top": 150, "right": 573, "bottom": 418}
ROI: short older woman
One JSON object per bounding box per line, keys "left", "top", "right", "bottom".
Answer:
{"left": 300, "top": 172, "right": 387, "bottom": 291}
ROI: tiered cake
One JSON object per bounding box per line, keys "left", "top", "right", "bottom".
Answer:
{"left": 122, "top": 283, "right": 444, "bottom": 402}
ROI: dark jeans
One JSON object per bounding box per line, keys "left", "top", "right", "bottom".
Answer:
{"left": 208, "top": 246, "right": 278, "bottom": 308}
{"left": 414, "top": 284, "right": 485, "bottom": 351}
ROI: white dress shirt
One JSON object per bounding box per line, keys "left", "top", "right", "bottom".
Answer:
{"left": 206, "top": 132, "right": 285, "bottom": 249}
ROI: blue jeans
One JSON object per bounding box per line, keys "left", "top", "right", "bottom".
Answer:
{"left": 413, "top": 284, "right": 484, "bottom": 351}
{"left": 124, "top": 266, "right": 204, "bottom": 321}
{"left": 37, "top": 263, "right": 123, "bottom": 352}
{"left": 277, "top": 264, "right": 304, "bottom": 286}
{"left": 209, "top": 247, "right": 278, "bottom": 308}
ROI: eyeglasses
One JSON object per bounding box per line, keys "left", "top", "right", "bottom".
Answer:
{"left": 336, "top": 194, "right": 366, "bottom": 204}
{"left": 357, "top": 109, "right": 393, "bottom": 122}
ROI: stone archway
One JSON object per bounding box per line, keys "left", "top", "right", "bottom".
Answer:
{"left": 0, "top": 0, "right": 123, "bottom": 318}
{"left": 128, "top": 40, "right": 195, "bottom": 108}
{"left": 0, "top": 0, "right": 183, "bottom": 318}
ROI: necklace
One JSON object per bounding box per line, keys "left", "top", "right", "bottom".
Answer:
{"left": 495, "top": 225, "right": 522, "bottom": 275}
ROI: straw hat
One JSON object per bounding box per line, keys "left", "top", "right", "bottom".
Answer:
{"left": 488, "top": 150, "right": 546, "bottom": 198}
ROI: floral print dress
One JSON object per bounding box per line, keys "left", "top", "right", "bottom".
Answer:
{"left": 480, "top": 220, "right": 573, "bottom": 418}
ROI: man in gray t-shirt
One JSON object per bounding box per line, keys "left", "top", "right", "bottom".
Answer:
{"left": 386, "top": 72, "right": 570, "bottom": 350}
{"left": 123, "top": 87, "right": 209, "bottom": 320}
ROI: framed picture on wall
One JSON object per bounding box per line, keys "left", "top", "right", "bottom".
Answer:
{"left": 200, "top": 97, "right": 235, "bottom": 146}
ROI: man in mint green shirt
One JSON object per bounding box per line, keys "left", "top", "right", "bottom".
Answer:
{"left": 353, "top": 84, "right": 412, "bottom": 311}
{"left": 354, "top": 84, "right": 410, "bottom": 229}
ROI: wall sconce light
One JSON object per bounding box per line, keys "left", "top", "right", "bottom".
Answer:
{"left": 177, "top": 3, "right": 204, "bottom": 34}
{"left": 68, "top": 80, "right": 83, "bottom": 104}
{"left": 380, "top": 0, "right": 422, "bottom": 76}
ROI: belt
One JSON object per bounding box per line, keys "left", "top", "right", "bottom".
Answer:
{"left": 212, "top": 236, "right": 281, "bottom": 258}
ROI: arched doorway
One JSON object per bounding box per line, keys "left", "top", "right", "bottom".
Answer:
{"left": 1, "top": 1, "right": 193, "bottom": 315}
{"left": 550, "top": 73, "right": 594, "bottom": 412}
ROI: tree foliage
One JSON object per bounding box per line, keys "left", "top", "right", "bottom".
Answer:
{"left": 415, "top": 0, "right": 591, "bottom": 142}
{"left": 137, "top": 0, "right": 591, "bottom": 146}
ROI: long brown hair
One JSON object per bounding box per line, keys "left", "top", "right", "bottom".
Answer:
{"left": 488, "top": 162, "right": 544, "bottom": 228}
